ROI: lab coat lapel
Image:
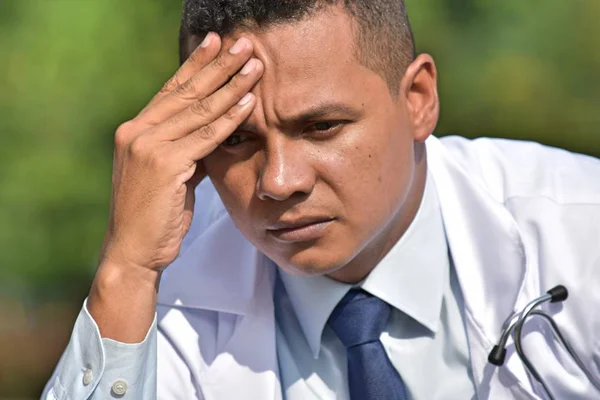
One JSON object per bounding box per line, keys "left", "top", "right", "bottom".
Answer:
{"left": 159, "top": 214, "right": 282, "bottom": 400}
{"left": 159, "top": 213, "right": 263, "bottom": 315}
{"left": 200, "top": 260, "right": 282, "bottom": 400}
{"left": 426, "top": 137, "right": 540, "bottom": 399}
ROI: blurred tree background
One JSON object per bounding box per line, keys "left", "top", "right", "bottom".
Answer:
{"left": 0, "top": 0, "right": 598, "bottom": 398}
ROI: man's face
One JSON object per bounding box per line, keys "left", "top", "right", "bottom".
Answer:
{"left": 195, "top": 7, "right": 435, "bottom": 280}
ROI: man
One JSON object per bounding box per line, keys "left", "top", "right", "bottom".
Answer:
{"left": 43, "top": 0, "right": 600, "bottom": 399}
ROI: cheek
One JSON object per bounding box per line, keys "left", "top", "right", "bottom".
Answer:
{"left": 326, "top": 120, "right": 415, "bottom": 227}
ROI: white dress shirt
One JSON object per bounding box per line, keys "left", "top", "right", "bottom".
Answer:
{"left": 274, "top": 172, "right": 476, "bottom": 400}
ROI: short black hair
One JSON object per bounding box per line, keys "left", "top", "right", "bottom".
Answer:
{"left": 179, "top": 0, "right": 415, "bottom": 91}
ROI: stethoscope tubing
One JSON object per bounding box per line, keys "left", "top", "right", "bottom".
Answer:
{"left": 512, "top": 295, "right": 556, "bottom": 400}
{"left": 489, "top": 286, "right": 600, "bottom": 400}
{"left": 514, "top": 309, "right": 600, "bottom": 399}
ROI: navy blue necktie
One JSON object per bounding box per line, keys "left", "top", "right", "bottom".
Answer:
{"left": 328, "top": 290, "right": 408, "bottom": 400}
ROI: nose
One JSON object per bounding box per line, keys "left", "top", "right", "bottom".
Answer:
{"left": 256, "top": 139, "right": 316, "bottom": 202}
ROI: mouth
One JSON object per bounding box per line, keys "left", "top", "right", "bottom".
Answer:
{"left": 267, "top": 217, "right": 336, "bottom": 243}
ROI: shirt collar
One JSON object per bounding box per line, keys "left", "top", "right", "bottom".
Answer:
{"left": 278, "top": 171, "right": 448, "bottom": 358}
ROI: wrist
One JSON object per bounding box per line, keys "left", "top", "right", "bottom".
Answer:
{"left": 88, "top": 260, "right": 161, "bottom": 342}
{"left": 94, "top": 258, "right": 162, "bottom": 291}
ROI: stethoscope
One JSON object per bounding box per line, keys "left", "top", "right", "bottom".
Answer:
{"left": 487, "top": 285, "right": 600, "bottom": 399}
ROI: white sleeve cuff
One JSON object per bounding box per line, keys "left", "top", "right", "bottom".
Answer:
{"left": 47, "top": 298, "right": 157, "bottom": 400}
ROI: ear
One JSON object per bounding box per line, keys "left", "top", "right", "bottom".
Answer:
{"left": 398, "top": 54, "right": 440, "bottom": 143}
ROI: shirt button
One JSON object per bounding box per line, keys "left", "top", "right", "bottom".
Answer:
{"left": 82, "top": 368, "right": 93, "bottom": 386}
{"left": 111, "top": 379, "right": 128, "bottom": 396}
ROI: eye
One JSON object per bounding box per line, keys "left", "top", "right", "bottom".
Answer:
{"left": 303, "top": 121, "right": 343, "bottom": 139}
{"left": 221, "top": 132, "right": 250, "bottom": 147}
{"left": 310, "top": 121, "right": 340, "bottom": 132}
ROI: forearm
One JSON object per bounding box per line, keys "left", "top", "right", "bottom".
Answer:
{"left": 88, "top": 261, "right": 160, "bottom": 343}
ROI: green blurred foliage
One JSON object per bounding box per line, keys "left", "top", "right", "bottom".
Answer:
{"left": 0, "top": 0, "right": 181, "bottom": 302}
{"left": 414, "top": 0, "right": 600, "bottom": 150}
{"left": 0, "top": 0, "right": 598, "bottom": 397}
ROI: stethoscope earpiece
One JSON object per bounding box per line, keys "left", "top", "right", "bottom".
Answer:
{"left": 547, "top": 285, "right": 568, "bottom": 303}
{"left": 487, "top": 345, "right": 507, "bottom": 366}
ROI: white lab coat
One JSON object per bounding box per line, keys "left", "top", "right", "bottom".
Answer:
{"left": 51, "top": 135, "right": 600, "bottom": 400}
{"left": 155, "top": 135, "right": 600, "bottom": 399}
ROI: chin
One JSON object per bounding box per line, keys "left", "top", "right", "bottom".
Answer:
{"left": 270, "top": 244, "right": 355, "bottom": 277}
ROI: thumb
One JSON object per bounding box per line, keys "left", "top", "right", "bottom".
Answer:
{"left": 187, "top": 161, "right": 207, "bottom": 190}
{"left": 182, "top": 162, "right": 207, "bottom": 232}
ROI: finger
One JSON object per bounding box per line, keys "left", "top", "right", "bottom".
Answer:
{"left": 175, "top": 92, "right": 256, "bottom": 161}
{"left": 153, "top": 57, "right": 263, "bottom": 141}
{"left": 139, "top": 37, "right": 254, "bottom": 126}
{"left": 138, "top": 32, "right": 221, "bottom": 117}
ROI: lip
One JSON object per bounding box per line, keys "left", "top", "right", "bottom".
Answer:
{"left": 267, "top": 217, "right": 335, "bottom": 243}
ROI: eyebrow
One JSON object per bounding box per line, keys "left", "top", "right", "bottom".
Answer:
{"left": 238, "top": 102, "right": 363, "bottom": 132}
{"left": 283, "top": 103, "right": 363, "bottom": 123}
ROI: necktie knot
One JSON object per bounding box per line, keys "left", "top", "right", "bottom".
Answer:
{"left": 328, "top": 289, "right": 391, "bottom": 348}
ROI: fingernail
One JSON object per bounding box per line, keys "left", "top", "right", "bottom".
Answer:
{"left": 238, "top": 93, "right": 254, "bottom": 106}
{"left": 240, "top": 59, "right": 257, "bottom": 75}
{"left": 229, "top": 38, "right": 248, "bottom": 54}
{"left": 199, "top": 33, "right": 214, "bottom": 48}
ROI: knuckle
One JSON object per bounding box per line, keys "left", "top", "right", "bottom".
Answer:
{"left": 128, "top": 135, "right": 151, "bottom": 159}
{"left": 196, "top": 124, "right": 217, "bottom": 142}
{"left": 187, "top": 50, "right": 202, "bottom": 66}
{"left": 171, "top": 79, "right": 193, "bottom": 99}
{"left": 212, "top": 53, "right": 229, "bottom": 72}
{"left": 212, "top": 55, "right": 236, "bottom": 80}
{"left": 223, "top": 106, "right": 239, "bottom": 121}
{"left": 114, "top": 121, "right": 137, "bottom": 149}
{"left": 224, "top": 76, "right": 241, "bottom": 92}
{"left": 160, "top": 76, "right": 181, "bottom": 94}
{"left": 190, "top": 98, "right": 214, "bottom": 116}
{"left": 148, "top": 149, "right": 172, "bottom": 171}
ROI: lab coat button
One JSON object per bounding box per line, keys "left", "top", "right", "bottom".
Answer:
{"left": 111, "top": 380, "right": 128, "bottom": 396}
{"left": 82, "top": 368, "right": 93, "bottom": 386}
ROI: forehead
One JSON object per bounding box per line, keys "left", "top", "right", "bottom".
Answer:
{"left": 188, "top": 7, "right": 389, "bottom": 123}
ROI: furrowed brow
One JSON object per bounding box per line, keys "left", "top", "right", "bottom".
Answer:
{"left": 235, "top": 102, "right": 362, "bottom": 133}
{"left": 283, "top": 103, "right": 362, "bottom": 124}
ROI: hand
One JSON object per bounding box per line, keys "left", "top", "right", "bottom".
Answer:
{"left": 100, "top": 34, "right": 263, "bottom": 275}
{"left": 88, "top": 34, "right": 263, "bottom": 342}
